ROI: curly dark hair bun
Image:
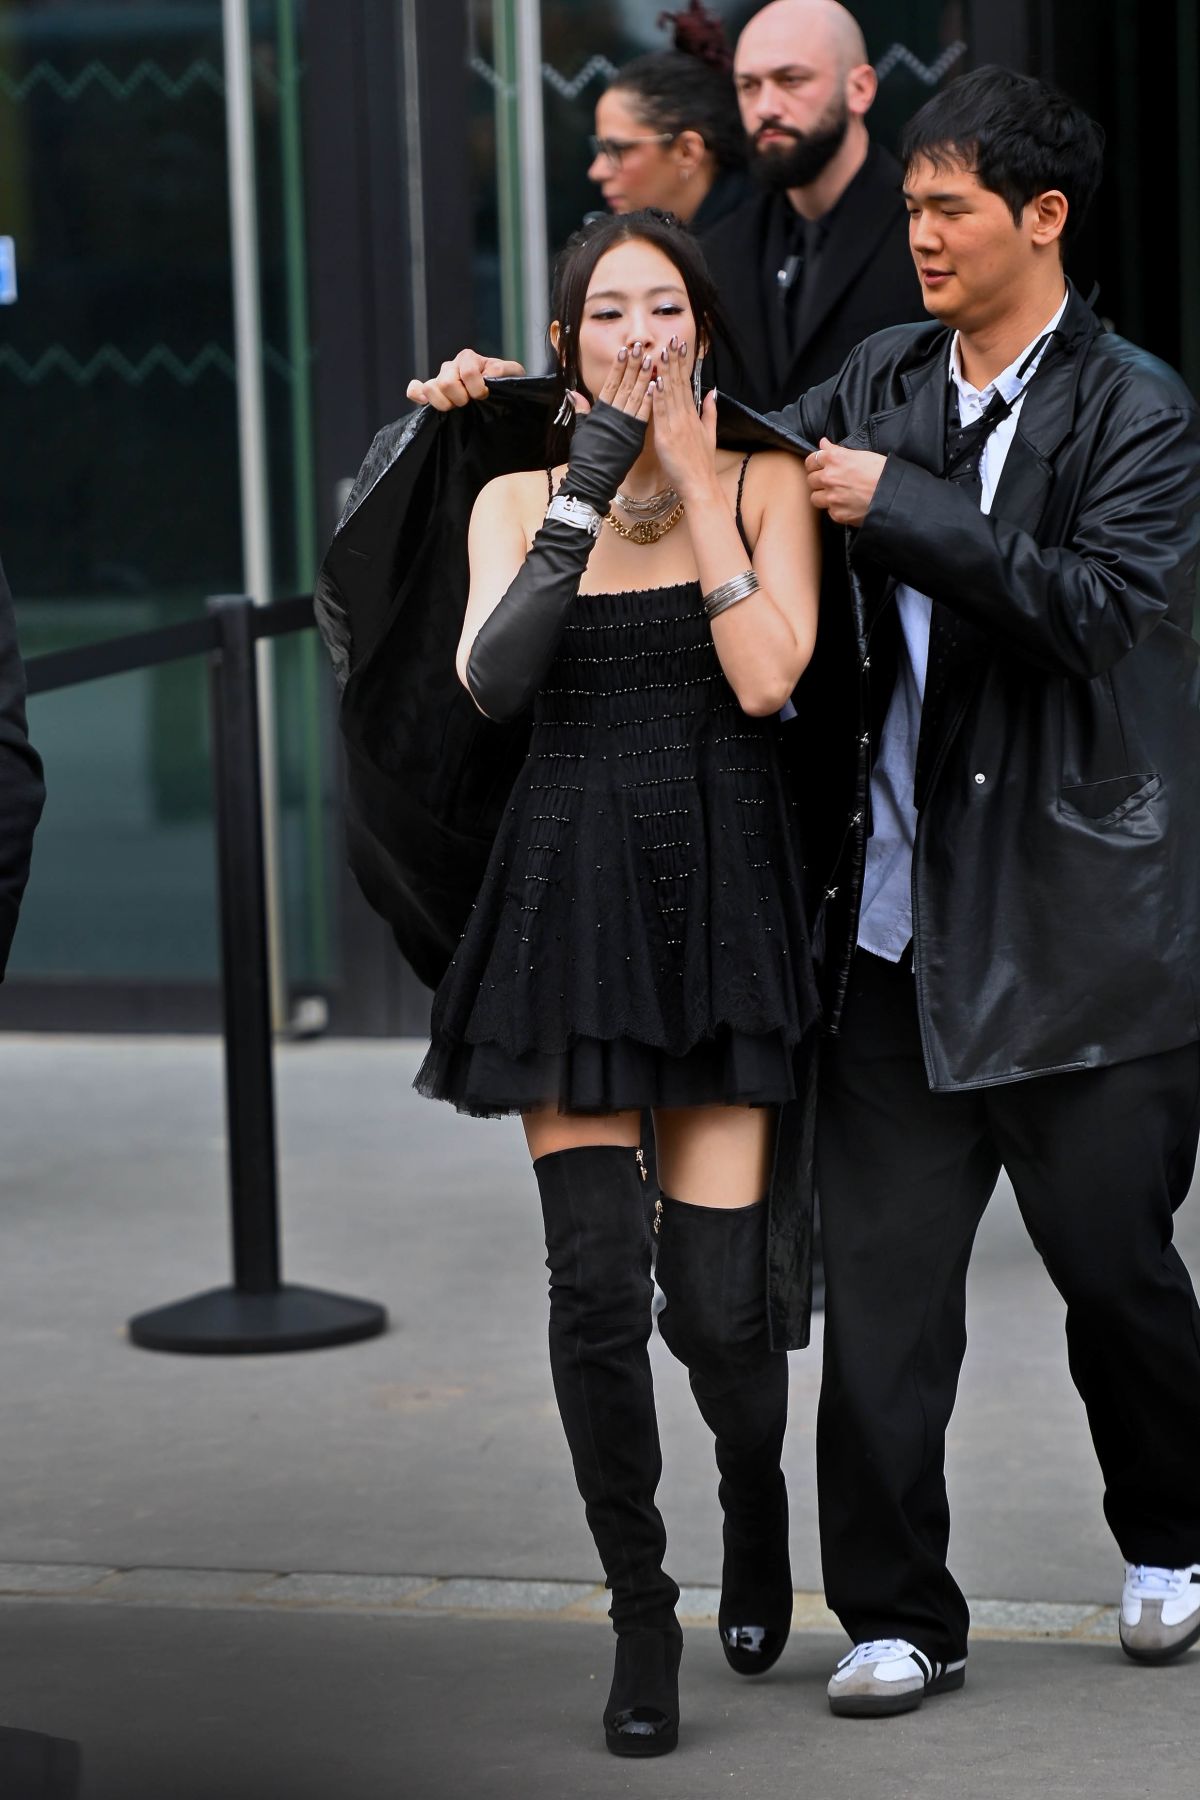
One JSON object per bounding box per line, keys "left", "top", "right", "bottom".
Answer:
{"left": 609, "top": 4, "right": 743, "bottom": 170}
{"left": 658, "top": 2, "right": 733, "bottom": 74}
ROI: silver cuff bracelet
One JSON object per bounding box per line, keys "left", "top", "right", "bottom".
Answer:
{"left": 703, "top": 569, "right": 759, "bottom": 619}
{"left": 545, "top": 493, "right": 603, "bottom": 538}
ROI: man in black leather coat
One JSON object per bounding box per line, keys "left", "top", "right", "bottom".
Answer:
{"left": 0, "top": 555, "right": 44, "bottom": 978}
{"left": 774, "top": 67, "right": 1200, "bottom": 1715}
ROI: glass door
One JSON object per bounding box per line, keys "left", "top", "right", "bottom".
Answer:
{"left": 0, "top": 0, "right": 332, "bottom": 1015}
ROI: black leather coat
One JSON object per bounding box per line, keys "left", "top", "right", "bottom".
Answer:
{"left": 773, "top": 283, "right": 1200, "bottom": 1089}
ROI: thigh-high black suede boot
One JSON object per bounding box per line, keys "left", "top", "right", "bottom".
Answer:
{"left": 536, "top": 1146, "right": 682, "bottom": 1757}
{"left": 655, "top": 1195, "right": 792, "bottom": 1676}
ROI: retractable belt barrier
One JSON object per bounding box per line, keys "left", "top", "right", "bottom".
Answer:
{"left": 23, "top": 594, "right": 388, "bottom": 1355}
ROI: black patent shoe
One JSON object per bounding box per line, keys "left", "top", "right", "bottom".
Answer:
{"left": 721, "top": 1619, "right": 790, "bottom": 1676}
{"left": 603, "top": 1625, "right": 683, "bottom": 1757}
{"left": 718, "top": 1478, "right": 792, "bottom": 1677}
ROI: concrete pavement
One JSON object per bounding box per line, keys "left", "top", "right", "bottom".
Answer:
{"left": 1, "top": 1034, "right": 1198, "bottom": 1798}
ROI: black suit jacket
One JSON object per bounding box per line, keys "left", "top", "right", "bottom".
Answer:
{"left": 0, "top": 555, "right": 45, "bottom": 977}
{"left": 700, "top": 143, "right": 926, "bottom": 409}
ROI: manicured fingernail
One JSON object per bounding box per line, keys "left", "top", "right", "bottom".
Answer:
{"left": 642, "top": 354, "right": 652, "bottom": 370}
{"left": 660, "top": 347, "right": 669, "bottom": 363}
{"left": 669, "top": 336, "right": 678, "bottom": 349}
{"left": 617, "top": 346, "right": 628, "bottom": 363}
{"left": 679, "top": 341, "right": 688, "bottom": 357}
{"left": 656, "top": 375, "right": 664, "bottom": 391}
{"left": 632, "top": 341, "right": 643, "bottom": 355}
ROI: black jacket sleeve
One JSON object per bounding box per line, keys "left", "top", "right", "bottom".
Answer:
{"left": 465, "top": 403, "right": 646, "bottom": 721}
{"left": 0, "top": 555, "right": 46, "bottom": 977}
{"left": 854, "top": 400, "right": 1200, "bottom": 677}
{"left": 762, "top": 369, "right": 847, "bottom": 452}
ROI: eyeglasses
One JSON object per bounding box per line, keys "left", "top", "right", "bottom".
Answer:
{"left": 588, "top": 132, "right": 676, "bottom": 166}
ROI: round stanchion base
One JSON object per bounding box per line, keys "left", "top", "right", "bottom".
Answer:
{"left": 127, "top": 1283, "right": 388, "bottom": 1355}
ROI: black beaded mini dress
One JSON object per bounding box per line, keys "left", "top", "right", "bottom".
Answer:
{"left": 414, "top": 460, "right": 819, "bottom": 1117}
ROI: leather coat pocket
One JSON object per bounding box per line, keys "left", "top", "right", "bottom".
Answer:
{"left": 1059, "top": 772, "right": 1161, "bottom": 825}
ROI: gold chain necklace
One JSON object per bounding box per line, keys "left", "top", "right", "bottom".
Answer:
{"left": 605, "top": 497, "right": 686, "bottom": 545}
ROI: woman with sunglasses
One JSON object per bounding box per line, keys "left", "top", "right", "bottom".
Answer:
{"left": 588, "top": 1, "right": 750, "bottom": 232}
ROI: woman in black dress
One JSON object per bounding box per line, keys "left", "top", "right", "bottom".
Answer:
{"left": 414, "top": 210, "right": 820, "bottom": 1757}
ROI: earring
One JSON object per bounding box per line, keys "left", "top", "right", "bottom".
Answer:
{"left": 553, "top": 387, "right": 576, "bottom": 428}
{"left": 692, "top": 357, "right": 703, "bottom": 413}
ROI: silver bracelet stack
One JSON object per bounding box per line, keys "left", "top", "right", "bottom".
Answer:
{"left": 703, "top": 569, "right": 759, "bottom": 620}
{"left": 545, "top": 493, "right": 603, "bottom": 538}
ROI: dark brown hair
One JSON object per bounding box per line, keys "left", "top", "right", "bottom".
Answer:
{"left": 607, "top": 2, "right": 744, "bottom": 173}
{"left": 548, "top": 207, "right": 736, "bottom": 460}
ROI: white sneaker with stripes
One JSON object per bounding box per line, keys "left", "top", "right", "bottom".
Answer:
{"left": 827, "top": 1638, "right": 967, "bottom": 1717}
{"left": 1120, "top": 1564, "right": 1200, "bottom": 1664}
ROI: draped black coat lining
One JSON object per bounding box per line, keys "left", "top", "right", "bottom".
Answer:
{"left": 0, "top": 555, "right": 45, "bottom": 977}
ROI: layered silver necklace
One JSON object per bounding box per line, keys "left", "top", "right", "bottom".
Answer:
{"left": 611, "top": 483, "right": 681, "bottom": 522}
{"left": 607, "top": 482, "right": 685, "bottom": 545}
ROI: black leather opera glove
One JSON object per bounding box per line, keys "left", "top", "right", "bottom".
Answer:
{"left": 465, "top": 403, "right": 646, "bottom": 721}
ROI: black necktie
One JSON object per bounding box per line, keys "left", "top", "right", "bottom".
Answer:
{"left": 912, "top": 386, "right": 1013, "bottom": 808}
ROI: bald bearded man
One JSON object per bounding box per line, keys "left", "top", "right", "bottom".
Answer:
{"left": 701, "top": 0, "right": 925, "bottom": 409}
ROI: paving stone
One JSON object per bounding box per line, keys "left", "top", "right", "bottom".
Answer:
{"left": 101, "top": 1567, "right": 278, "bottom": 1605}
{"left": 791, "top": 1590, "right": 842, "bottom": 1632}
{"left": 413, "top": 1577, "right": 596, "bottom": 1613}
{"left": 675, "top": 1584, "right": 720, "bottom": 1619}
{"left": 580, "top": 1585, "right": 839, "bottom": 1628}
{"left": 0, "top": 1562, "right": 115, "bottom": 1594}
{"left": 1072, "top": 1604, "right": 1121, "bottom": 1640}
{"left": 254, "top": 1572, "right": 436, "bottom": 1607}
{"left": 971, "top": 1598, "right": 1100, "bottom": 1636}
{"left": 576, "top": 1586, "right": 617, "bottom": 1615}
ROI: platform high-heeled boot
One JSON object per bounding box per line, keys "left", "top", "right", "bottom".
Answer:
{"left": 536, "top": 1145, "right": 683, "bottom": 1756}
{"left": 655, "top": 1195, "right": 792, "bottom": 1676}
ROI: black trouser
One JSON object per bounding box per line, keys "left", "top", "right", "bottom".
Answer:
{"left": 816, "top": 950, "right": 1200, "bottom": 1665}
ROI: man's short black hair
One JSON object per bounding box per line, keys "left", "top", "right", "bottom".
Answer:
{"left": 900, "top": 65, "right": 1105, "bottom": 244}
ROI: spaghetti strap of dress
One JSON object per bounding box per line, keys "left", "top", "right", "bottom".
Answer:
{"left": 546, "top": 468, "right": 554, "bottom": 503}
{"left": 735, "top": 454, "right": 753, "bottom": 556}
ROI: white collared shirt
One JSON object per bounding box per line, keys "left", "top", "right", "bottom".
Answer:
{"left": 856, "top": 288, "right": 1070, "bottom": 963}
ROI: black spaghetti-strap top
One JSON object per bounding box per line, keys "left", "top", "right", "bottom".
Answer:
{"left": 414, "top": 452, "right": 817, "bottom": 1117}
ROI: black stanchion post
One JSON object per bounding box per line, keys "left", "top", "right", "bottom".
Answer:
{"left": 128, "top": 595, "right": 387, "bottom": 1353}
{"left": 211, "top": 589, "right": 280, "bottom": 1295}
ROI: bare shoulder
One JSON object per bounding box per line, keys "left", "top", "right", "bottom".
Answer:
{"left": 715, "top": 447, "right": 806, "bottom": 496}
{"left": 739, "top": 452, "right": 815, "bottom": 556}
{"left": 744, "top": 449, "right": 808, "bottom": 498}
{"left": 470, "top": 468, "right": 551, "bottom": 535}
{"left": 472, "top": 467, "right": 548, "bottom": 511}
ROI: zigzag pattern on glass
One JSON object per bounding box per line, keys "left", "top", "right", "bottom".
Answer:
{"left": 0, "top": 56, "right": 292, "bottom": 104}
{"left": 0, "top": 343, "right": 300, "bottom": 387}
{"left": 469, "top": 39, "right": 967, "bottom": 101}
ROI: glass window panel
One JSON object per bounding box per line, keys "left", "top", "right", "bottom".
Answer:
{"left": 0, "top": 0, "right": 331, "bottom": 990}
